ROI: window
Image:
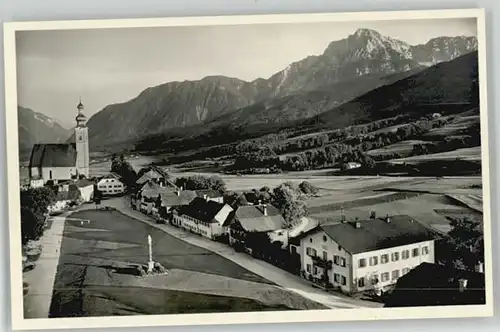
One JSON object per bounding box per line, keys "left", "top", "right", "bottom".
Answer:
{"left": 313, "top": 266, "right": 318, "bottom": 275}
{"left": 381, "top": 272, "right": 389, "bottom": 282}
{"left": 340, "top": 257, "right": 346, "bottom": 267}
{"left": 49, "top": 170, "right": 53, "bottom": 180}
{"left": 358, "top": 258, "right": 366, "bottom": 268}
{"left": 322, "top": 251, "right": 328, "bottom": 260}
{"left": 369, "top": 256, "right": 378, "bottom": 266}
{"left": 402, "top": 268, "right": 410, "bottom": 275}
{"left": 402, "top": 250, "right": 410, "bottom": 260}
{"left": 372, "top": 274, "right": 379, "bottom": 285}
{"left": 358, "top": 277, "right": 365, "bottom": 288}
{"left": 338, "top": 245, "right": 342, "bottom": 251}
{"left": 333, "top": 255, "right": 340, "bottom": 265}
{"left": 412, "top": 248, "right": 420, "bottom": 257}
{"left": 306, "top": 248, "right": 317, "bottom": 256}
{"left": 306, "top": 264, "right": 311, "bottom": 273}
{"left": 323, "top": 235, "right": 328, "bottom": 242}
{"left": 309, "top": 238, "right": 313, "bottom": 243}
{"left": 381, "top": 254, "right": 389, "bottom": 264}
{"left": 422, "top": 246, "right": 430, "bottom": 255}
{"left": 391, "top": 252, "right": 400, "bottom": 262}
{"left": 392, "top": 270, "right": 400, "bottom": 280}
{"left": 341, "top": 275, "right": 347, "bottom": 285}
{"left": 334, "top": 273, "right": 340, "bottom": 283}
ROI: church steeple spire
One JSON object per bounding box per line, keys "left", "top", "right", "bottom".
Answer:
{"left": 76, "top": 97, "right": 87, "bottom": 127}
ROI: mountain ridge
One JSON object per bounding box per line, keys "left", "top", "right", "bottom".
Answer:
{"left": 72, "top": 29, "right": 478, "bottom": 148}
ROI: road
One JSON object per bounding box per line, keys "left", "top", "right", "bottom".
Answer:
{"left": 104, "top": 197, "right": 382, "bottom": 310}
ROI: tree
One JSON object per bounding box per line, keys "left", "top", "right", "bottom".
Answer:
{"left": 20, "top": 187, "right": 56, "bottom": 218}
{"left": 110, "top": 154, "right": 138, "bottom": 192}
{"left": 20, "top": 207, "right": 45, "bottom": 245}
{"left": 444, "top": 217, "right": 484, "bottom": 270}
{"left": 272, "top": 183, "right": 307, "bottom": 227}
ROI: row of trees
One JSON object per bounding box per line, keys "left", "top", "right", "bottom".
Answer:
{"left": 174, "top": 175, "right": 227, "bottom": 192}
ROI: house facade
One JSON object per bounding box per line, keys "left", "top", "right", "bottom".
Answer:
{"left": 298, "top": 215, "right": 437, "bottom": 294}
{"left": 97, "top": 173, "right": 126, "bottom": 196}
{"left": 172, "top": 197, "right": 233, "bottom": 239}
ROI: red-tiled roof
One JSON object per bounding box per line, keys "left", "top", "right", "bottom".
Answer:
{"left": 319, "top": 215, "right": 438, "bottom": 254}
{"left": 29, "top": 144, "right": 77, "bottom": 168}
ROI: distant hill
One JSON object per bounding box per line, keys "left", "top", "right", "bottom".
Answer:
{"left": 305, "top": 51, "right": 479, "bottom": 129}
{"left": 84, "top": 29, "right": 477, "bottom": 148}
{"left": 18, "top": 106, "right": 72, "bottom": 154}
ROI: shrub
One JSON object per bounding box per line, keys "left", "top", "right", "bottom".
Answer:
{"left": 299, "top": 181, "right": 319, "bottom": 195}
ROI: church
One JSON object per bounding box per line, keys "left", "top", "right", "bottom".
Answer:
{"left": 28, "top": 100, "right": 90, "bottom": 187}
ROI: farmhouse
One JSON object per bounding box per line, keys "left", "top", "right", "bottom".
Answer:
{"left": 227, "top": 204, "right": 286, "bottom": 247}
{"left": 136, "top": 165, "right": 177, "bottom": 188}
{"left": 28, "top": 100, "right": 90, "bottom": 186}
{"left": 152, "top": 190, "right": 197, "bottom": 222}
{"left": 97, "top": 173, "right": 125, "bottom": 196}
{"left": 172, "top": 197, "right": 233, "bottom": 239}
{"left": 384, "top": 262, "right": 485, "bottom": 307}
{"left": 297, "top": 215, "right": 438, "bottom": 294}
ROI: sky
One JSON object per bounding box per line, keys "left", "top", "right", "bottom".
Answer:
{"left": 16, "top": 17, "right": 477, "bottom": 128}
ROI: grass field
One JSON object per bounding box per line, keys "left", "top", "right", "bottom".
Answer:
{"left": 388, "top": 146, "right": 481, "bottom": 164}
{"left": 50, "top": 209, "right": 325, "bottom": 317}
{"left": 366, "top": 140, "right": 431, "bottom": 157}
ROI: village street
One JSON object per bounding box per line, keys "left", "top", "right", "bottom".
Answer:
{"left": 103, "top": 196, "right": 382, "bottom": 310}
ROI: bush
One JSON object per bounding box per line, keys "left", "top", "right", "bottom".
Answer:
{"left": 299, "top": 181, "right": 319, "bottom": 195}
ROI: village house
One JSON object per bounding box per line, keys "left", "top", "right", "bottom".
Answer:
{"left": 135, "top": 165, "right": 177, "bottom": 188}
{"left": 296, "top": 215, "right": 438, "bottom": 294}
{"left": 28, "top": 100, "right": 90, "bottom": 187}
{"left": 384, "top": 262, "right": 485, "bottom": 307}
{"left": 172, "top": 197, "right": 233, "bottom": 239}
{"left": 97, "top": 173, "right": 126, "bottom": 196}
{"left": 226, "top": 204, "right": 286, "bottom": 248}
{"left": 152, "top": 190, "right": 197, "bottom": 222}
{"left": 75, "top": 178, "right": 95, "bottom": 202}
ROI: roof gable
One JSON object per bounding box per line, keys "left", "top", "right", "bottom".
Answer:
{"left": 320, "top": 215, "right": 438, "bottom": 254}
{"left": 29, "top": 143, "right": 77, "bottom": 168}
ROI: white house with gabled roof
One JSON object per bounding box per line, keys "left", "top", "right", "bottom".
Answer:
{"left": 297, "top": 215, "right": 438, "bottom": 294}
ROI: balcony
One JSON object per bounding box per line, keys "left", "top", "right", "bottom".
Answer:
{"left": 311, "top": 255, "right": 333, "bottom": 270}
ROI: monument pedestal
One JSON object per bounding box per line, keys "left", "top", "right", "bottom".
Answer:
{"left": 148, "top": 260, "right": 154, "bottom": 273}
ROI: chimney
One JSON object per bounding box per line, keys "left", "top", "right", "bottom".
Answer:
{"left": 203, "top": 194, "right": 208, "bottom": 201}
{"left": 475, "top": 262, "right": 484, "bottom": 274}
{"left": 458, "top": 278, "right": 468, "bottom": 292}
{"left": 340, "top": 208, "right": 346, "bottom": 223}
{"left": 263, "top": 204, "right": 268, "bottom": 216}
{"left": 180, "top": 186, "right": 183, "bottom": 191}
{"left": 370, "top": 211, "right": 376, "bottom": 219}
{"left": 385, "top": 214, "right": 391, "bottom": 223}
{"left": 355, "top": 221, "right": 361, "bottom": 229}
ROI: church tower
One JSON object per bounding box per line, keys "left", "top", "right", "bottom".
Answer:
{"left": 75, "top": 98, "right": 90, "bottom": 178}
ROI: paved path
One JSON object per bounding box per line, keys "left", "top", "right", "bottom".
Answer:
{"left": 23, "top": 213, "right": 69, "bottom": 318}
{"left": 103, "top": 197, "right": 382, "bottom": 309}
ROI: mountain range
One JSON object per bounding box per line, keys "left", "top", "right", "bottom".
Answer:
{"left": 18, "top": 106, "right": 71, "bottom": 153}
{"left": 23, "top": 28, "right": 477, "bottom": 150}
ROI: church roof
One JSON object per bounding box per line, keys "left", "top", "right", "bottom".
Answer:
{"left": 29, "top": 143, "right": 77, "bottom": 168}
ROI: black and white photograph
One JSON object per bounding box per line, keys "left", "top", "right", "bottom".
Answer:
{"left": 3, "top": 8, "right": 493, "bottom": 330}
